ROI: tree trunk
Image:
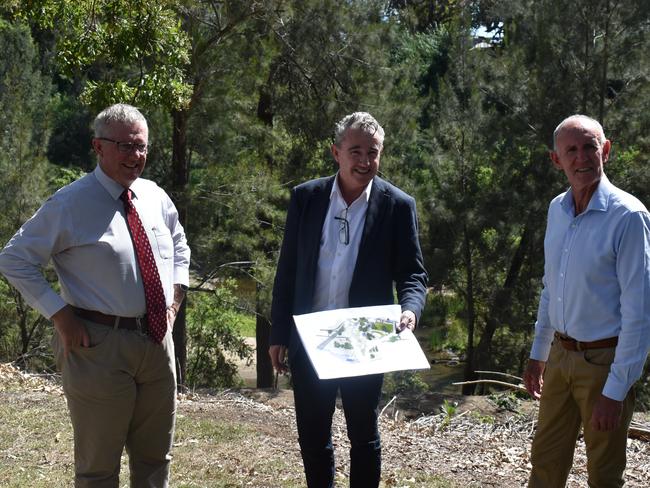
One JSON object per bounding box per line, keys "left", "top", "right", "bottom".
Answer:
{"left": 171, "top": 107, "right": 190, "bottom": 388}
{"left": 256, "top": 282, "right": 274, "bottom": 387}
{"left": 254, "top": 81, "right": 276, "bottom": 387}
{"left": 461, "top": 223, "right": 477, "bottom": 395}
{"left": 473, "top": 221, "right": 532, "bottom": 381}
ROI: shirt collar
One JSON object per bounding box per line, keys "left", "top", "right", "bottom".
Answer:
{"left": 93, "top": 165, "right": 142, "bottom": 201}
{"left": 561, "top": 174, "right": 612, "bottom": 216}
{"left": 330, "top": 173, "right": 373, "bottom": 206}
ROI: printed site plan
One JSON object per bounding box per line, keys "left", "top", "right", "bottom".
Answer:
{"left": 293, "top": 304, "right": 430, "bottom": 379}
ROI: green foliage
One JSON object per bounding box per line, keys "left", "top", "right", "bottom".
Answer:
{"left": 383, "top": 370, "right": 429, "bottom": 397}
{"left": 49, "top": 166, "right": 87, "bottom": 191}
{"left": 488, "top": 392, "right": 522, "bottom": 413}
{"left": 440, "top": 399, "right": 457, "bottom": 417}
{"left": 470, "top": 411, "right": 495, "bottom": 424}
{"left": 422, "top": 292, "right": 467, "bottom": 353}
{"left": 46, "top": 94, "right": 95, "bottom": 170}
{"left": 0, "top": 20, "right": 55, "bottom": 366}
{"left": 235, "top": 310, "right": 256, "bottom": 338}
{"left": 185, "top": 281, "right": 254, "bottom": 389}
{"left": 420, "top": 292, "right": 450, "bottom": 329}
{"left": 438, "top": 399, "right": 458, "bottom": 430}
{"left": 9, "top": 0, "right": 192, "bottom": 111}
{"left": 2, "top": 0, "right": 650, "bottom": 403}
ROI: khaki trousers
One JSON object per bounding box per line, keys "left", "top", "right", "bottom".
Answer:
{"left": 52, "top": 318, "right": 177, "bottom": 488}
{"left": 528, "top": 340, "right": 635, "bottom": 488}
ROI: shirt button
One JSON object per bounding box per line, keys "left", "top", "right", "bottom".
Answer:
{"left": 557, "top": 297, "right": 562, "bottom": 301}
{"left": 560, "top": 273, "right": 564, "bottom": 277}
{"left": 564, "top": 248, "right": 569, "bottom": 252}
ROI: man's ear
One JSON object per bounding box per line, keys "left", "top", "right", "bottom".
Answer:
{"left": 602, "top": 139, "right": 612, "bottom": 164}
{"left": 550, "top": 150, "right": 562, "bottom": 170}
{"left": 331, "top": 143, "right": 340, "bottom": 164}
{"left": 91, "top": 138, "right": 103, "bottom": 157}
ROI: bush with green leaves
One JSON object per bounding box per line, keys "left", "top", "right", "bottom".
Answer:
{"left": 185, "top": 280, "right": 253, "bottom": 389}
{"left": 383, "top": 370, "right": 429, "bottom": 398}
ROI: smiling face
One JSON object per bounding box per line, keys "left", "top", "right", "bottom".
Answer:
{"left": 551, "top": 118, "right": 611, "bottom": 204}
{"left": 331, "top": 127, "right": 382, "bottom": 204}
{"left": 92, "top": 121, "right": 148, "bottom": 189}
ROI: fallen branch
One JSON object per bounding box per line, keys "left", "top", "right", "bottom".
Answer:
{"left": 475, "top": 370, "right": 523, "bottom": 382}
{"left": 380, "top": 395, "right": 397, "bottom": 418}
{"left": 452, "top": 379, "right": 527, "bottom": 393}
{"left": 629, "top": 421, "right": 650, "bottom": 442}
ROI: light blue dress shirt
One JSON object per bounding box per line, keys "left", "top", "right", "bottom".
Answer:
{"left": 0, "top": 165, "right": 190, "bottom": 319}
{"left": 531, "top": 175, "right": 650, "bottom": 401}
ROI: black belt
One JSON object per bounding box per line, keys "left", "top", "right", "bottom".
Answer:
{"left": 554, "top": 332, "right": 618, "bottom": 351}
{"left": 73, "top": 307, "right": 148, "bottom": 332}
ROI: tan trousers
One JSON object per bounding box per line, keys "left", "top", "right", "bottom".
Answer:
{"left": 528, "top": 340, "right": 635, "bottom": 488}
{"left": 52, "top": 318, "right": 177, "bottom": 488}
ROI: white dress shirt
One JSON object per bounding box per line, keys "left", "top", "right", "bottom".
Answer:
{"left": 312, "top": 175, "right": 372, "bottom": 311}
{"left": 0, "top": 165, "right": 190, "bottom": 319}
{"left": 531, "top": 175, "right": 650, "bottom": 401}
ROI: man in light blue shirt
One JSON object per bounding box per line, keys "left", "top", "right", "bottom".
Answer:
{"left": 0, "top": 104, "right": 190, "bottom": 487}
{"left": 524, "top": 115, "right": 650, "bottom": 487}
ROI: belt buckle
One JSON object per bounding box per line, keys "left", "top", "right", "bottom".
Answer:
{"left": 575, "top": 340, "right": 583, "bottom": 352}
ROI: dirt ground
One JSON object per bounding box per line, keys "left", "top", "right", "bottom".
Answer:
{"left": 2, "top": 362, "right": 649, "bottom": 487}
{"left": 184, "top": 384, "right": 650, "bottom": 487}
{"left": 227, "top": 340, "right": 650, "bottom": 487}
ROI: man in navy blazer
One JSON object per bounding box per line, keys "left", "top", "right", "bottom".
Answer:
{"left": 269, "top": 112, "right": 428, "bottom": 488}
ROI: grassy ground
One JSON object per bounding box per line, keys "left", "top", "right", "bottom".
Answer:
{"left": 3, "top": 365, "right": 649, "bottom": 487}
{"left": 0, "top": 382, "right": 456, "bottom": 488}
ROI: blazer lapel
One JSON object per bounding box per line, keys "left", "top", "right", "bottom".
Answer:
{"left": 301, "top": 177, "right": 334, "bottom": 307}
{"left": 307, "top": 178, "right": 333, "bottom": 252}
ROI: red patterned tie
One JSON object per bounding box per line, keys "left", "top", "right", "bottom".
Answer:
{"left": 121, "top": 189, "right": 167, "bottom": 343}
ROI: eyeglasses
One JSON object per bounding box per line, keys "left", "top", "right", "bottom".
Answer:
{"left": 98, "top": 137, "right": 148, "bottom": 154}
{"left": 334, "top": 208, "right": 350, "bottom": 245}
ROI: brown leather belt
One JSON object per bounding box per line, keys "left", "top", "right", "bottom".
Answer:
{"left": 73, "top": 307, "right": 149, "bottom": 333}
{"left": 554, "top": 332, "right": 618, "bottom": 351}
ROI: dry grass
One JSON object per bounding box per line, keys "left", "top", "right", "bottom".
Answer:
{"left": 1, "top": 363, "right": 649, "bottom": 487}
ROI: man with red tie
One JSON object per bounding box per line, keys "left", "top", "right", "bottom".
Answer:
{"left": 0, "top": 103, "right": 190, "bottom": 487}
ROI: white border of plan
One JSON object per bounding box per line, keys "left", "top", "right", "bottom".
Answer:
{"left": 293, "top": 304, "right": 430, "bottom": 379}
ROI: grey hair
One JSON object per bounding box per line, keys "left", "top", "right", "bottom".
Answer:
{"left": 93, "top": 103, "right": 148, "bottom": 138}
{"left": 333, "top": 112, "right": 385, "bottom": 147}
{"left": 553, "top": 114, "right": 606, "bottom": 151}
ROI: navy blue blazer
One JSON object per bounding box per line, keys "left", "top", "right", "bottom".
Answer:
{"left": 270, "top": 175, "right": 428, "bottom": 359}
